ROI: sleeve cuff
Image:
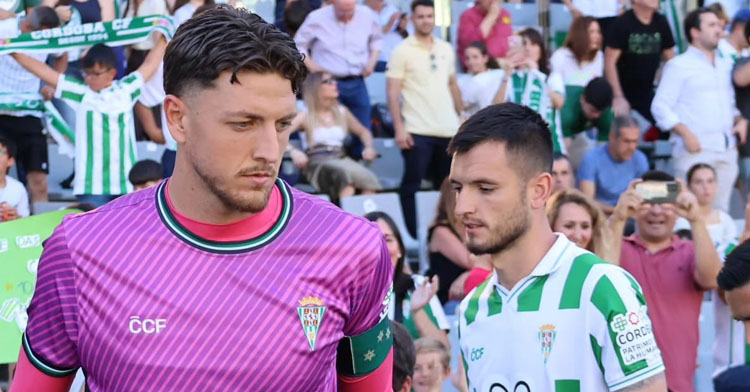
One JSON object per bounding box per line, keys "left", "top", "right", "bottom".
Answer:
{"left": 22, "top": 333, "right": 78, "bottom": 378}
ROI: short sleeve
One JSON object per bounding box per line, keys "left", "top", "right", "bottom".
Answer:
{"left": 343, "top": 229, "right": 394, "bottom": 336}
{"left": 595, "top": 108, "right": 614, "bottom": 141}
{"left": 635, "top": 151, "right": 649, "bottom": 177}
{"left": 606, "top": 16, "right": 627, "bottom": 50}
{"left": 587, "top": 266, "right": 664, "bottom": 390}
{"left": 54, "top": 74, "right": 87, "bottom": 108}
{"left": 548, "top": 72, "right": 565, "bottom": 95}
{"left": 385, "top": 44, "right": 407, "bottom": 80}
{"left": 23, "top": 224, "right": 80, "bottom": 377}
{"left": 138, "top": 64, "right": 164, "bottom": 107}
{"left": 659, "top": 15, "right": 676, "bottom": 50}
{"left": 118, "top": 72, "right": 145, "bottom": 105}
{"left": 425, "top": 295, "right": 450, "bottom": 331}
{"left": 14, "top": 181, "right": 30, "bottom": 218}
{"left": 549, "top": 49, "right": 565, "bottom": 74}
{"left": 577, "top": 149, "right": 598, "bottom": 182}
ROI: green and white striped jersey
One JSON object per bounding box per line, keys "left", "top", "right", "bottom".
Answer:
{"left": 388, "top": 274, "right": 450, "bottom": 339}
{"left": 458, "top": 235, "right": 664, "bottom": 391}
{"left": 506, "top": 69, "right": 566, "bottom": 154}
{"left": 55, "top": 72, "right": 143, "bottom": 196}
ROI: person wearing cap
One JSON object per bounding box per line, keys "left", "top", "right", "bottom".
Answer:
{"left": 652, "top": 8, "right": 748, "bottom": 213}
{"left": 714, "top": 238, "right": 750, "bottom": 392}
{"left": 578, "top": 115, "right": 648, "bottom": 214}
{"left": 718, "top": 9, "right": 750, "bottom": 62}
{"left": 560, "top": 77, "right": 615, "bottom": 165}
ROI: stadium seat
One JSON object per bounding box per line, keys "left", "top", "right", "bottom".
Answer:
{"left": 549, "top": 3, "right": 573, "bottom": 49}
{"left": 136, "top": 141, "right": 167, "bottom": 163}
{"left": 47, "top": 143, "right": 75, "bottom": 201}
{"left": 505, "top": 3, "right": 538, "bottom": 30}
{"left": 415, "top": 190, "right": 441, "bottom": 273}
{"left": 365, "top": 73, "right": 387, "bottom": 105}
{"left": 368, "top": 138, "right": 404, "bottom": 191}
{"left": 32, "top": 201, "right": 72, "bottom": 215}
{"left": 339, "top": 192, "right": 419, "bottom": 260}
{"left": 252, "top": 0, "right": 275, "bottom": 23}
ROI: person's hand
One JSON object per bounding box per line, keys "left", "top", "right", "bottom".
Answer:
{"left": 612, "top": 95, "right": 630, "bottom": 116}
{"left": 55, "top": 5, "right": 71, "bottom": 24}
{"left": 0, "top": 203, "right": 20, "bottom": 222}
{"left": 362, "top": 63, "right": 375, "bottom": 78}
{"left": 395, "top": 128, "right": 414, "bottom": 150}
{"left": 612, "top": 179, "right": 643, "bottom": 222}
{"left": 40, "top": 85, "right": 55, "bottom": 101}
{"left": 410, "top": 275, "right": 439, "bottom": 312}
{"left": 682, "top": 129, "right": 702, "bottom": 153}
{"left": 290, "top": 148, "right": 308, "bottom": 169}
{"left": 672, "top": 178, "right": 701, "bottom": 223}
{"left": 362, "top": 146, "right": 377, "bottom": 161}
{"left": 734, "top": 117, "right": 748, "bottom": 145}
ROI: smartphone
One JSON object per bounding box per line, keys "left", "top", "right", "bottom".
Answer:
{"left": 635, "top": 181, "right": 680, "bottom": 204}
{"left": 507, "top": 35, "right": 523, "bottom": 49}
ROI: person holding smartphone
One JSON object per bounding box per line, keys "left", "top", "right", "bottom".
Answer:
{"left": 608, "top": 170, "right": 723, "bottom": 392}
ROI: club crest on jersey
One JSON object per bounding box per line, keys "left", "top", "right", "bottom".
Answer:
{"left": 298, "top": 296, "right": 326, "bottom": 351}
{"left": 538, "top": 324, "right": 556, "bottom": 364}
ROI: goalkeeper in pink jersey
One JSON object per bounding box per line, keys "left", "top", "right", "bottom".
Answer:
{"left": 11, "top": 6, "right": 393, "bottom": 391}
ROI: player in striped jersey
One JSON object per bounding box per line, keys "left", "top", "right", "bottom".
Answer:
{"left": 449, "top": 103, "right": 666, "bottom": 391}
{"left": 11, "top": 7, "right": 393, "bottom": 392}
{"left": 10, "top": 33, "right": 167, "bottom": 205}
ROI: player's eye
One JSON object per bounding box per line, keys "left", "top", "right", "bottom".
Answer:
{"left": 479, "top": 187, "right": 494, "bottom": 194}
{"left": 278, "top": 121, "right": 293, "bottom": 131}
{"left": 232, "top": 120, "right": 256, "bottom": 130}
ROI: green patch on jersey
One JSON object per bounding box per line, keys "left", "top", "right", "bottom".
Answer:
{"left": 559, "top": 254, "right": 606, "bottom": 310}
{"left": 465, "top": 276, "right": 492, "bottom": 326}
{"left": 518, "top": 275, "right": 549, "bottom": 312}
{"left": 554, "top": 379, "right": 580, "bottom": 392}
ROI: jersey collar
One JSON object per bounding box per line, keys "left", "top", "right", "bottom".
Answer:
{"left": 154, "top": 178, "right": 294, "bottom": 254}
{"left": 492, "top": 234, "right": 573, "bottom": 293}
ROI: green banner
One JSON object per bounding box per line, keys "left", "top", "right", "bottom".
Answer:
{"left": 0, "top": 15, "right": 174, "bottom": 55}
{"left": 0, "top": 209, "right": 79, "bottom": 364}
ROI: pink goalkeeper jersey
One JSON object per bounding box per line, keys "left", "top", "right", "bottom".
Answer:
{"left": 23, "top": 179, "right": 393, "bottom": 391}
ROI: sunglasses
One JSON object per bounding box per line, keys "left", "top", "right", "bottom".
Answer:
{"left": 430, "top": 54, "right": 437, "bottom": 71}
{"left": 321, "top": 78, "right": 337, "bottom": 85}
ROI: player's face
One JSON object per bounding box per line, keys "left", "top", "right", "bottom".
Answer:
{"left": 412, "top": 351, "right": 448, "bottom": 392}
{"left": 553, "top": 202, "right": 593, "bottom": 250}
{"left": 725, "top": 282, "right": 750, "bottom": 321}
{"left": 376, "top": 218, "right": 403, "bottom": 267}
{"left": 688, "top": 167, "right": 717, "bottom": 207}
{"left": 450, "top": 142, "right": 531, "bottom": 256}
{"left": 551, "top": 159, "right": 574, "bottom": 192}
{"left": 635, "top": 202, "right": 677, "bottom": 243}
{"left": 175, "top": 71, "right": 297, "bottom": 213}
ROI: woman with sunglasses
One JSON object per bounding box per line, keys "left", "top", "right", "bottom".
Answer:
{"left": 293, "top": 72, "right": 381, "bottom": 202}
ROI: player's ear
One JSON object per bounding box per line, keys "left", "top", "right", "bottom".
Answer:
{"left": 529, "top": 171, "right": 553, "bottom": 210}
{"left": 164, "top": 95, "right": 187, "bottom": 145}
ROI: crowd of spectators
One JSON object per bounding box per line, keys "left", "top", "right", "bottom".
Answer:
{"left": 3, "top": 0, "right": 750, "bottom": 391}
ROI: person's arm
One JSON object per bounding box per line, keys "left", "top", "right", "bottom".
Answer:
{"left": 98, "top": 0, "right": 115, "bottom": 21}
{"left": 548, "top": 90, "right": 564, "bottom": 110}
{"left": 650, "top": 61, "right": 702, "bottom": 153}
{"left": 344, "top": 108, "right": 377, "bottom": 161}
{"left": 479, "top": 0, "right": 501, "bottom": 39}
{"left": 734, "top": 61, "right": 750, "bottom": 87}
{"left": 409, "top": 276, "right": 451, "bottom": 349}
{"left": 672, "top": 180, "right": 722, "bottom": 289}
{"left": 10, "top": 53, "right": 61, "bottom": 88}
{"left": 579, "top": 180, "right": 596, "bottom": 199}
{"left": 134, "top": 103, "right": 165, "bottom": 144}
{"left": 429, "top": 226, "right": 472, "bottom": 269}
{"left": 386, "top": 76, "right": 412, "bottom": 150}
{"left": 363, "top": 15, "right": 382, "bottom": 78}
{"left": 382, "top": 11, "right": 399, "bottom": 34}
{"left": 449, "top": 74, "right": 464, "bottom": 115}
{"left": 491, "top": 68, "right": 511, "bottom": 105}
{"left": 604, "top": 47, "right": 630, "bottom": 116}
{"left": 0, "top": 8, "right": 14, "bottom": 19}
{"left": 560, "top": 0, "right": 582, "bottom": 18}
{"left": 9, "top": 350, "right": 74, "bottom": 392}
{"left": 661, "top": 47, "right": 675, "bottom": 62}
{"left": 136, "top": 35, "right": 167, "bottom": 82}
{"left": 294, "top": 15, "right": 324, "bottom": 73}
{"left": 608, "top": 180, "right": 644, "bottom": 266}
{"left": 52, "top": 53, "right": 68, "bottom": 74}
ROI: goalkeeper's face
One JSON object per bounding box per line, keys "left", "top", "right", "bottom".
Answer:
{"left": 165, "top": 70, "right": 298, "bottom": 213}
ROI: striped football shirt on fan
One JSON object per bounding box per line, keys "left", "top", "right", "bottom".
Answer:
{"left": 23, "top": 179, "right": 393, "bottom": 390}
{"left": 54, "top": 72, "right": 143, "bottom": 196}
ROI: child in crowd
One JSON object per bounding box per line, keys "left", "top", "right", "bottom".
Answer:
{"left": 413, "top": 338, "right": 452, "bottom": 392}
{"left": 129, "top": 159, "right": 164, "bottom": 191}
{"left": 10, "top": 34, "right": 167, "bottom": 207}
{"left": 0, "top": 136, "right": 29, "bottom": 221}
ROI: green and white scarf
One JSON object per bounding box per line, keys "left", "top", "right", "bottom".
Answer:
{"left": 0, "top": 93, "right": 75, "bottom": 157}
{"left": 0, "top": 15, "right": 174, "bottom": 55}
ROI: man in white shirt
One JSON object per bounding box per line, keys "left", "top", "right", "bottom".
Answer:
{"left": 651, "top": 8, "right": 747, "bottom": 213}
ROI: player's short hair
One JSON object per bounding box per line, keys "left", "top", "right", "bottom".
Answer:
{"left": 553, "top": 152, "right": 571, "bottom": 165}
{"left": 0, "top": 135, "right": 16, "bottom": 160}
{"left": 448, "top": 103, "right": 553, "bottom": 181}
{"left": 414, "top": 338, "right": 450, "bottom": 369}
{"left": 392, "top": 322, "right": 415, "bottom": 391}
{"left": 129, "top": 159, "right": 163, "bottom": 187}
{"left": 28, "top": 6, "right": 60, "bottom": 31}
{"left": 583, "top": 77, "right": 613, "bottom": 111}
{"left": 81, "top": 44, "right": 118, "bottom": 71}
{"left": 410, "top": 0, "right": 433, "bottom": 12}
{"left": 164, "top": 6, "right": 307, "bottom": 98}
{"left": 718, "top": 240, "right": 750, "bottom": 291}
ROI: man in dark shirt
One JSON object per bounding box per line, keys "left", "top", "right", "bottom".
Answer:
{"left": 605, "top": 0, "right": 675, "bottom": 125}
